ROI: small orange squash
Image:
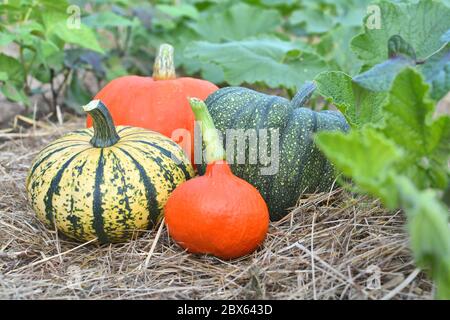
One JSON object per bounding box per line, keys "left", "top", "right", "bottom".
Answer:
{"left": 164, "top": 98, "right": 269, "bottom": 260}
{"left": 87, "top": 44, "right": 218, "bottom": 164}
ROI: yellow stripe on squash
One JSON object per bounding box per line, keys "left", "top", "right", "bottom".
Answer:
{"left": 26, "top": 103, "right": 195, "bottom": 243}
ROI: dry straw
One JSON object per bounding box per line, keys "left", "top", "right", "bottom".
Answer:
{"left": 0, "top": 120, "right": 432, "bottom": 299}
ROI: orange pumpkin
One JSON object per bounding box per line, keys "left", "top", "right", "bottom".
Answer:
{"left": 87, "top": 44, "right": 218, "bottom": 164}
{"left": 164, "top": 98, "right": 269, "bottom": 260}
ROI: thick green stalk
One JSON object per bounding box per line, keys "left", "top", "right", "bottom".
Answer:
{"left": 83, "top": 100, "right": 120, "bottom": 148}
{"left": 189, "top": 97, "right": 225, "bottom": 163}
{"left": 152, "top": 43, "right": 176, "bottom": 80}
{"left": 291, "top": 81, "right": 316, "bottom": 108}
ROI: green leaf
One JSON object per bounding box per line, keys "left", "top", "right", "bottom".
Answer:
{"left": 352, "top": 35, "right": 418, "bottom": 92}
{"left": 82, "top": 12, "right": 134, "bottom": 28}
{"left": 0, "top": 83, "right": 30, "bottom": 106}
{"left": 289, "top": 8, "right": 335, "bottom": 34}
{"left": 382, "top": 68, "right": 450, "bottom": 189}
{"left": 353, "top": 56, "right": 414, "bottom": 92}
{"left": 315, "top": 127, "right": 401, "bottom": 208}
{"left": 185, "top": 39, "right": 328, "bottom": 89}
{"left": 0, "top": 71, "right": 8, "bottom": 81}
{"left": 442, "top": 29, "right": 450, "bottom": 42}
{"left": 156, "top": 4, "right": 199, "bottom": 20}
{"left": 0, "top": 53, "right": 24, "bottom": 85}
{"left": 64, "top": 72, "right": 92, "bottom": 115}
{"left": 0, "top": 31, "right": 16, "bottom": 47}
{"left": 420, "top": 43, "right": 450, "bottom": 101}
{"left": 351, "top": 0, "right": 450, "bottom": 67}
{"left": 314, "top": 71, "right": 387, "bottom": 128}
{"left": 397, "top": 177, "right": 450, "bottom": 299}
{"left": 42, "top": 11, "right": 104, "bottom": 54}
{"left": 315, "top": 25, "right": 363, "bottom": 76}
{"left": 189, "top": 3, "right": 282, "bottom": 42}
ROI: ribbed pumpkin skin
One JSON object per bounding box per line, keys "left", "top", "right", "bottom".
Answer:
{"left": 200, "top": 87, "right": 349, "bottom": 220}
{"left": 87, "top": 76, "right": 218, "bottom": 164}
{"left": 26, "top": 126, "right": 195, "bottom": 243}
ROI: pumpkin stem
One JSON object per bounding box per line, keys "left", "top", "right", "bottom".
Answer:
{"left": 83, "top": 100, "right": 120, "bottom": 148}
{"left": 189, "top": 98, "right": 225, "bottom": 163}
{"left": 152, "top": 43, "right": 176, "bottom": 80}
{"left": 291, "top": 81, "right": 316, "bottom": 108}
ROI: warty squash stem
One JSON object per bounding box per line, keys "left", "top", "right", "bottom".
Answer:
{"left": 152, "top": 43, "right": 176, "bottom": 80}
{"left": 83, "top": 100, "right": 120, "bottom": 148}
{"left": 189, "top": 97, "right": 225, "bottom": 163}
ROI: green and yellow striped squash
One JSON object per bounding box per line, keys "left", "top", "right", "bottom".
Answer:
{"left": 26, "top": 100, "right": 195, "bottom": 243}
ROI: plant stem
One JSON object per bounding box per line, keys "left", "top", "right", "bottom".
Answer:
{"left": 291, "top": 81, "right": 316, "bottom": 108}
{"left": 152, "top": 43, "right": 176, "bottom": 80}
{"left": 83, "top": 100, "right": 120, "bottom": 148}
{"left": 189, "top": 98, "right": 225, "bottom": 163}
{"left": 50, "top": 68, "right": 57, "bottom": 119}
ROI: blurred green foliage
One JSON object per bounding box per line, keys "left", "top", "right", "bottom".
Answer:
{"left": 1, "top": 0, "right": 449, "bottom": 115}
{"left": 0, "top": 0, "right": 378, "bottom": 114}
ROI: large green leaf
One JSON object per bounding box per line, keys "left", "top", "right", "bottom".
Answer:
{"left": 289, "top": 0, "right": 372, "bottom": 32}
{"left": 1, "top": 83, "right": 30, "bottom": 106}
{"left": 352, "top": 35, "right": 417, "bottom": 92}
{"left": 314, "top": 71, "right": 387, "bottom": 128}
{"left": 0, "top": 31, "right": 16, "bottom": 47}
{"left": 185, "top": 39, "right": 328, "bottom": 88}
{"left": 420, "top": 43, "right": 450, "bottom": 101}
{"left": 382, "top": 68, "right": 450, "bottom": 189}
{"left": 353, "top": 56, "right": 414, "bottom": 92}
{"left": 189, "top": 3, "right": 282, "bottom": 42}
{"left": 351, "top": 0, "right": 450, "bottom": 67}
{"left": 42, "top": 11, "right": 104, "bottom": 54}
{"left": 156, "top": 4, "right": 199, "bottom": 20}
{"left": 315, "top": 127, "right": 401, "bottom": 208}
{"left": 289, "top": 8, "right": 335, "bottom": 34}
{"left": 0, "top": 53, "right": 24, "bottom": 85}
{"left": 397, "top": 177, "right": 450, "bottom": 300}
{"left": 315, "top": 25, "right": 363, "bottom": 76}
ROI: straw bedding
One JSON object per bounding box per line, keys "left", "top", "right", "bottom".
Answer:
{"left": 0, "top": 119, "right": 433, "bottom": 299}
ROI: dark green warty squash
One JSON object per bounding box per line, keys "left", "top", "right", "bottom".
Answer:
{"left": 198, "top": 83, "right": 349, "bottom": 220}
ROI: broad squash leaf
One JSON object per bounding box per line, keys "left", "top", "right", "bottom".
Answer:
{"left": 351, "top": 0, "right": 450, "bottom": 67}
{"left": 0, "top": 53, "right": 24, "bottom": 85}
{"left": 314, "top": 71, "right": 387, "bottom": 128}
{"left": 42, "top": 11, "right": 104, "bottom": 54}
{"left": 397, "top": 177, "right": 450, "bottom": 300}
{"left": 185, "top": 39, "right": 328, "bottom": 89}
{"left": 315, "top": 25, "right": 363, "bottom": 76}
{"left": 189, "top": 3, "right": 282, "bottom": 42}
{"left": 420, "top": 43, "right": 450, "bottom": 101}
{"left": 353, "top": 56, "right": 414, "bottom": 92}
{"left": 315, "top": 128, "right": 401, "bottom": 208}
{"left": 382, "top": 68, "right": 450, "bottom": 189}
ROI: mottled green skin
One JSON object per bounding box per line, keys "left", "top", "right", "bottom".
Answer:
{"left": 199, "top": 87, "right": 349, "bottom": 220}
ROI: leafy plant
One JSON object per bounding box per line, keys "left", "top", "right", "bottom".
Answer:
{"left": 351, "top": 0, "right": 450, "bottom": 100}
{"left": 315, "top": 68, "right": 450, "bottom": 299}
{"left": 0, "top": 0, "right": 103, "bottom": 116}
{"left": 311, "top": 0, "right": 450, "bottom": 299}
